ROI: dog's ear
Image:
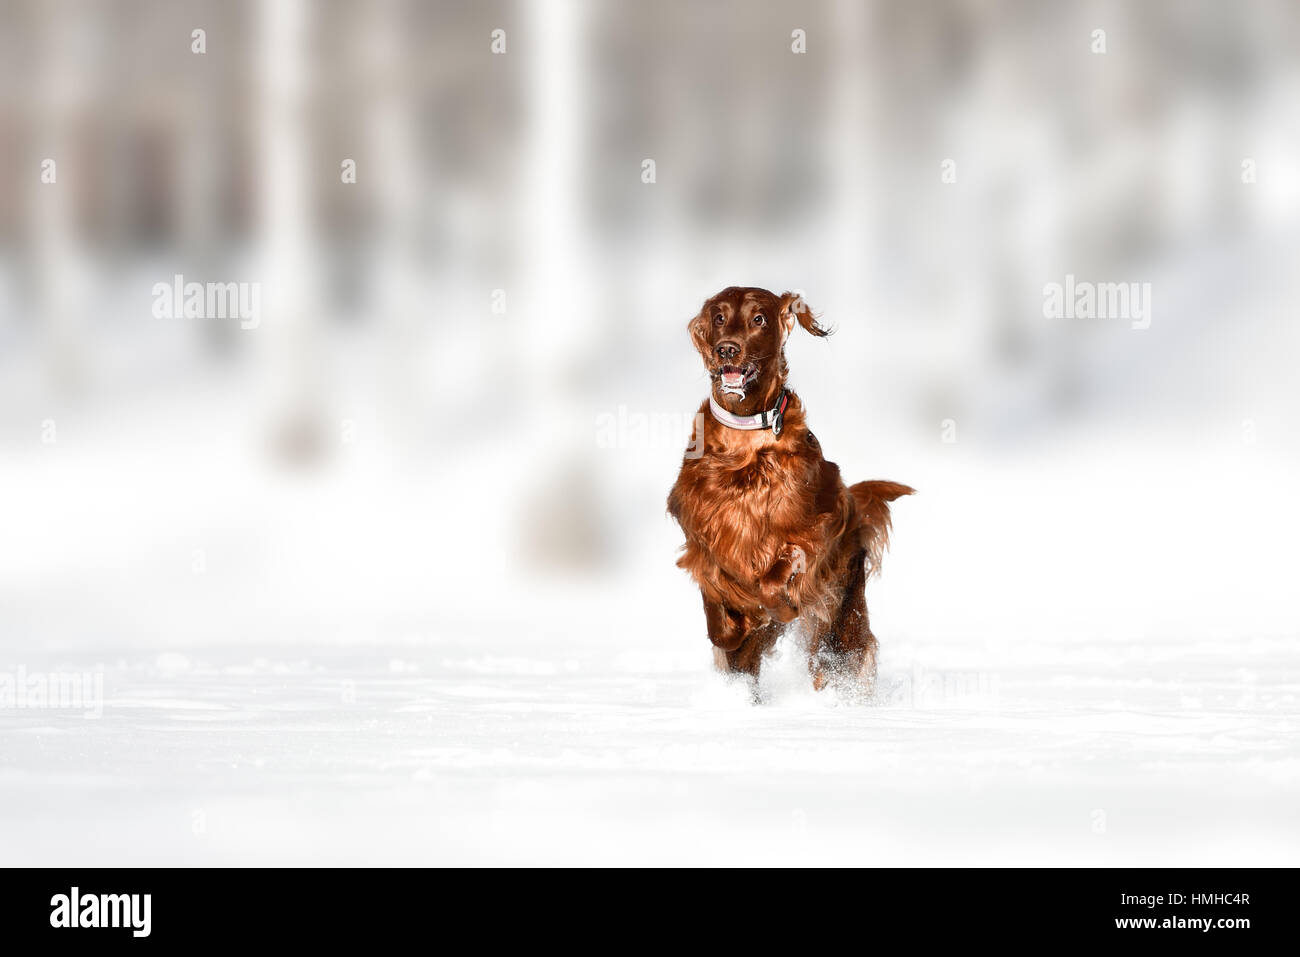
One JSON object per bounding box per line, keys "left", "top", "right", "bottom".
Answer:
{"left": 779, "top": 292, "right": 830, "bottom": 341}
{"left": 688, "top": 306, "right": 712, "bottom": 360}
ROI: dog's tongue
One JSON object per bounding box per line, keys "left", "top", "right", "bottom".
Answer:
{"left": 721, "top": 370, "right": 745, "bottom": 389}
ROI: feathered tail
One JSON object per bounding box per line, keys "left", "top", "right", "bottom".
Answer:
{"left": 849, "top": 480, "right": 915, "bottom": 576}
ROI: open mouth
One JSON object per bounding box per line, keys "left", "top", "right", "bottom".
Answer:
{"left": 716, "top": 363, "right": 758, "bottom": 396}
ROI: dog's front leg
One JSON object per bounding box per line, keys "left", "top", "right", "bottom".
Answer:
{"left": 702, "top": 596, "right": 746, "bottom": 652}
{"left": 757, "top": 544, "right": 807, "bottom": 622}
{"left": 703, "top": 596, "right": 782, "bottom": 691}
{"left": 702, "top": 598, "right": 766, "bottom": 682}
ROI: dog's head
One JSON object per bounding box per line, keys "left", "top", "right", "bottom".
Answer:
{"left": 689, "top": 287, "right": 829, "bottom": 414}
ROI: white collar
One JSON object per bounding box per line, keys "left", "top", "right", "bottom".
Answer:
{"left": 708, "top": 389, "right": 790, "bottom": 437}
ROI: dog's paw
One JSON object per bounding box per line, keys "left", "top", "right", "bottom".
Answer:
{"left": 786, "top": 545, "right": 806, "bottom": 580}
{"left": 759, "top": 545, "right": 806, "bottom": 620}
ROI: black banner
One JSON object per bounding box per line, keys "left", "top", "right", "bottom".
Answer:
{"left": 0, "top": 867, "right": 1285, "bottom": 946}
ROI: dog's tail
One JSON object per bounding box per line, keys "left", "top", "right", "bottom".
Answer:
{"left": 849, "top": 480, "right": 915, "bottom": 576}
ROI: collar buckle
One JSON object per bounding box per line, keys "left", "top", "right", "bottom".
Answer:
{"left": 708, "top": 389, "right": 790, "bottom": 436}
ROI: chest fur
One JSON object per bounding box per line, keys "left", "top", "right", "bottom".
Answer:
{"left": 673, "top": 445, "right": 817, "bottom": 577}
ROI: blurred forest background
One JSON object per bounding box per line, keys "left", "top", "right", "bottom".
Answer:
{"left": 1, "top": 0, "right": 1298, "bottom": 653}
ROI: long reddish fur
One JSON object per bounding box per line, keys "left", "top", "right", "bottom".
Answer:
{"left": 667, "top": 287, "right": 913, "bottom": 692}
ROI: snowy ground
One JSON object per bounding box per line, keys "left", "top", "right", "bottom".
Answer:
{"left": 2, "top": 376, "right": 1298, "bottom": 866}
{"left": 3, "top": 626, "right": 1297, "bottom": 867}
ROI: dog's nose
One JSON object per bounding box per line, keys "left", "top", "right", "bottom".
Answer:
{"left": 715, "top": 341, "right": 740, "bottom": 362}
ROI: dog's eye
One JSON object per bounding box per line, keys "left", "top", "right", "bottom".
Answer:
{"left": 753, "top": 314, "right": 766, "bottom": 326}
{"left": 713, "top": 313, "right": 724, "bottom": 326}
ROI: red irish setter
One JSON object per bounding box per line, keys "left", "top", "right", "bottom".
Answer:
{"left": 667, "top": 287, "right": 912, "bottom": 696}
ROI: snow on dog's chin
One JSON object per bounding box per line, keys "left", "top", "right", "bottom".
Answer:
{"left": 716, "top": 364, "right": 756, "bottom": 398}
